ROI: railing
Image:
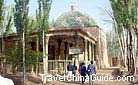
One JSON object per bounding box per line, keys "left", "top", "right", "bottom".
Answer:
{"left": 48, "top": 60, "right": 72, "bottom": 74}
{"left": 39, "top": 60, "right": 96, "bottom": 75}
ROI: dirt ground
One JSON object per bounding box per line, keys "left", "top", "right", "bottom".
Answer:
{"left": 3, "top": 73, "right": 138, "bottom": 85}
{"left": 2, "top": 67, "right": 138, "bottom": 85}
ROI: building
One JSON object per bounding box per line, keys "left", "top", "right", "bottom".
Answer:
{"left": 0, "top": 5, "right": 109, "bottom": 74}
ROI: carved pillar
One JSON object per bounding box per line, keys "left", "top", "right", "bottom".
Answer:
{"left": 91, "top": 43, "right": 93, "bottom": 61}
{"left": 52, "top": 45, "right": 55, "bottom": 70}
{"left": 83, "top": 39, "right": 85, "bottom": 61}
{"left": 69, "top": 43, "right": 73, "bottom": 60}
{"left": 91, "top": 43, "right": 94, "bottom": 61}
{"left": 58, "top": 39, "right": 62, "bottom": 60}
{"left": 89, "top": 42, "right": 92, "bottom": 61}
{"left": 84, "top": 39, "right": 88, "bottom": 64}
{"left": 64, "top": 42, "right": 68, "bottom": 60}
{"left": 64, "top": 42, "right": 68, "bottom": 72}
{"left": 52, "top": 45, "right": 55, "bottom": 60}
{"left": 94, "top": 44, "right": 99, "bottom": 69}
{"left": 58, "top": 39, "right": 62, "bottom": 71}
{"left": 87, "top": 41, "right": 90, "bottom": 61}
{"left": 35, "top": 37, "right": 39, "bottom": 75}
{"left": 94, "top": 45, "right": 96, "bottom": 61}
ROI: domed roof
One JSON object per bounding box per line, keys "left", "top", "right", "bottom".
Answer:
{"left": 53, "top": 9, "right": 97, "bottom": 28}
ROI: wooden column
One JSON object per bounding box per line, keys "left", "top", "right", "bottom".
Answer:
{"left": 83, "top": 39, "right": 85, "bottom": 61}
{"left": 84, "top": 39, "right": 88, "bottom": 64}
{"left": 91, "top": 43, "right": 93, "bottom": 61}
{"left": 92, "top": 43, "right": 95, "bottom": 61}
{"left": 94, "top": 45, "right": 96, "bottom": 61}
{"left": 57, "top": 39, "right": 62, "bottom": 71}
{"left": 87, "top": 41, "right": 90, "bottom": 61}
{"left": 52, "top": 45, "right": 55, "bottom": 70}
{"left": 89, "top": 42, "right": 92, "bottom": 61}
{"left": 64, "top": 42, "right": 68, "bottom": 60}
{"left": 69, "top": 43, "right": 73, "bottom": 60}
{"left": 58, "top": 39, "right": 62, "bottom": 60}
{"left": 35, "top": 37, "right": 39, "bottom": 75}
{"left": 64, "top": 42, "right": 68, "bottom": 72}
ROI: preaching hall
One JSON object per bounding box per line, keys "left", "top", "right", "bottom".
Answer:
{"left": 0, "top": 4, "right": 109, "bottom": 74}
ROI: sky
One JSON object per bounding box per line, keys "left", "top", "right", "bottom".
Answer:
{"left": 5, "top": 0, "right": 113, "bottom": 33}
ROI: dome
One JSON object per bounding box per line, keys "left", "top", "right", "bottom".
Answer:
{"left": 53, "top": 10, "right": 97, "bottom": 28}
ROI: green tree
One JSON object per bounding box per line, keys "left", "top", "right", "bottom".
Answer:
{"left": 107, "top": 29, "right": 121, "bottom": 58}
{"left": 0, "top": 0, "right": 3, "bottom": 22}
{"left": 36, "top": 0, "right": 52, "bottom": 73}
{"left": 110, "top": 0, "right": 137, "bottom": 75}
{"left": 134, "top": 0, "right": 138, "bottom": 72}
{"left": 4, "top": 6, "right": 14, "bottom": 35}
{"left": 0, "top": 1, "right": 14, "bottom": 74}
{"left": 0, "top": 0, "right": 5, "bottom": 56}
{"left": 5, "top": 48, "right": 21, "bottom": 74}
{"left": 14, "top": 0, "right": 29, "bottom": 84}
{"left": 0, "top": 0, "right": 4, "bottom": 74}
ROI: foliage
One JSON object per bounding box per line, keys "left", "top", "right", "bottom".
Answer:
{"left": 110, "top": 0, "right": 135, "bottom": 29}
{"left": 14, "top": 0, "right": 29, "bottom": 34}
{"left": 36, "top": 0, "right": 52, "bottom": 31}
{"left": 5, "top": 48, "right": 42, "bottom": 68}
{"left": 4, "top": 6, "right": 14, "bottom": 35}
{"left": 36, "top": 0, "right": 52, "bottom": 73}
{"left": 36, "top": 0, "right": 52, "bottom": 47}
{"left": 5, "top": 48, "right": 21, "bottom": 69}
{"left": 0, "top": 0, "right": 4, "bottom": 34}
{"left": 107, "top": 29, "right": 121, "bottom": 58}
{"left": 14, "top": 0, "right": 29, "bottom": 82}
{"left": 25, "top": 16, "right": 38, "bottom": 34}
{"left": 25, "top": 50, "right": 42, "bottom": 67}
{"left": 36, "top": 0, "right": 52, "bottom": 55}
{"left": 0, "top": 0, "right": 4, "bottom": 24}
{"left": 0, "top": 1, "right": 14, "bottom": 57}
{"left": 0, "top": 0, "right": 4, "bottom": 54}
{"left": 110, "top": 0, "right": 137, "bottom": 74}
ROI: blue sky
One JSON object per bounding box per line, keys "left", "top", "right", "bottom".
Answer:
{"left": 5, "top": 0, "right": 113, "bottom": 32}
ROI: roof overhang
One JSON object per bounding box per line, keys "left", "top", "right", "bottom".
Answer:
{"left": 47, "top": 28, "right": 97, "bottom": 44}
